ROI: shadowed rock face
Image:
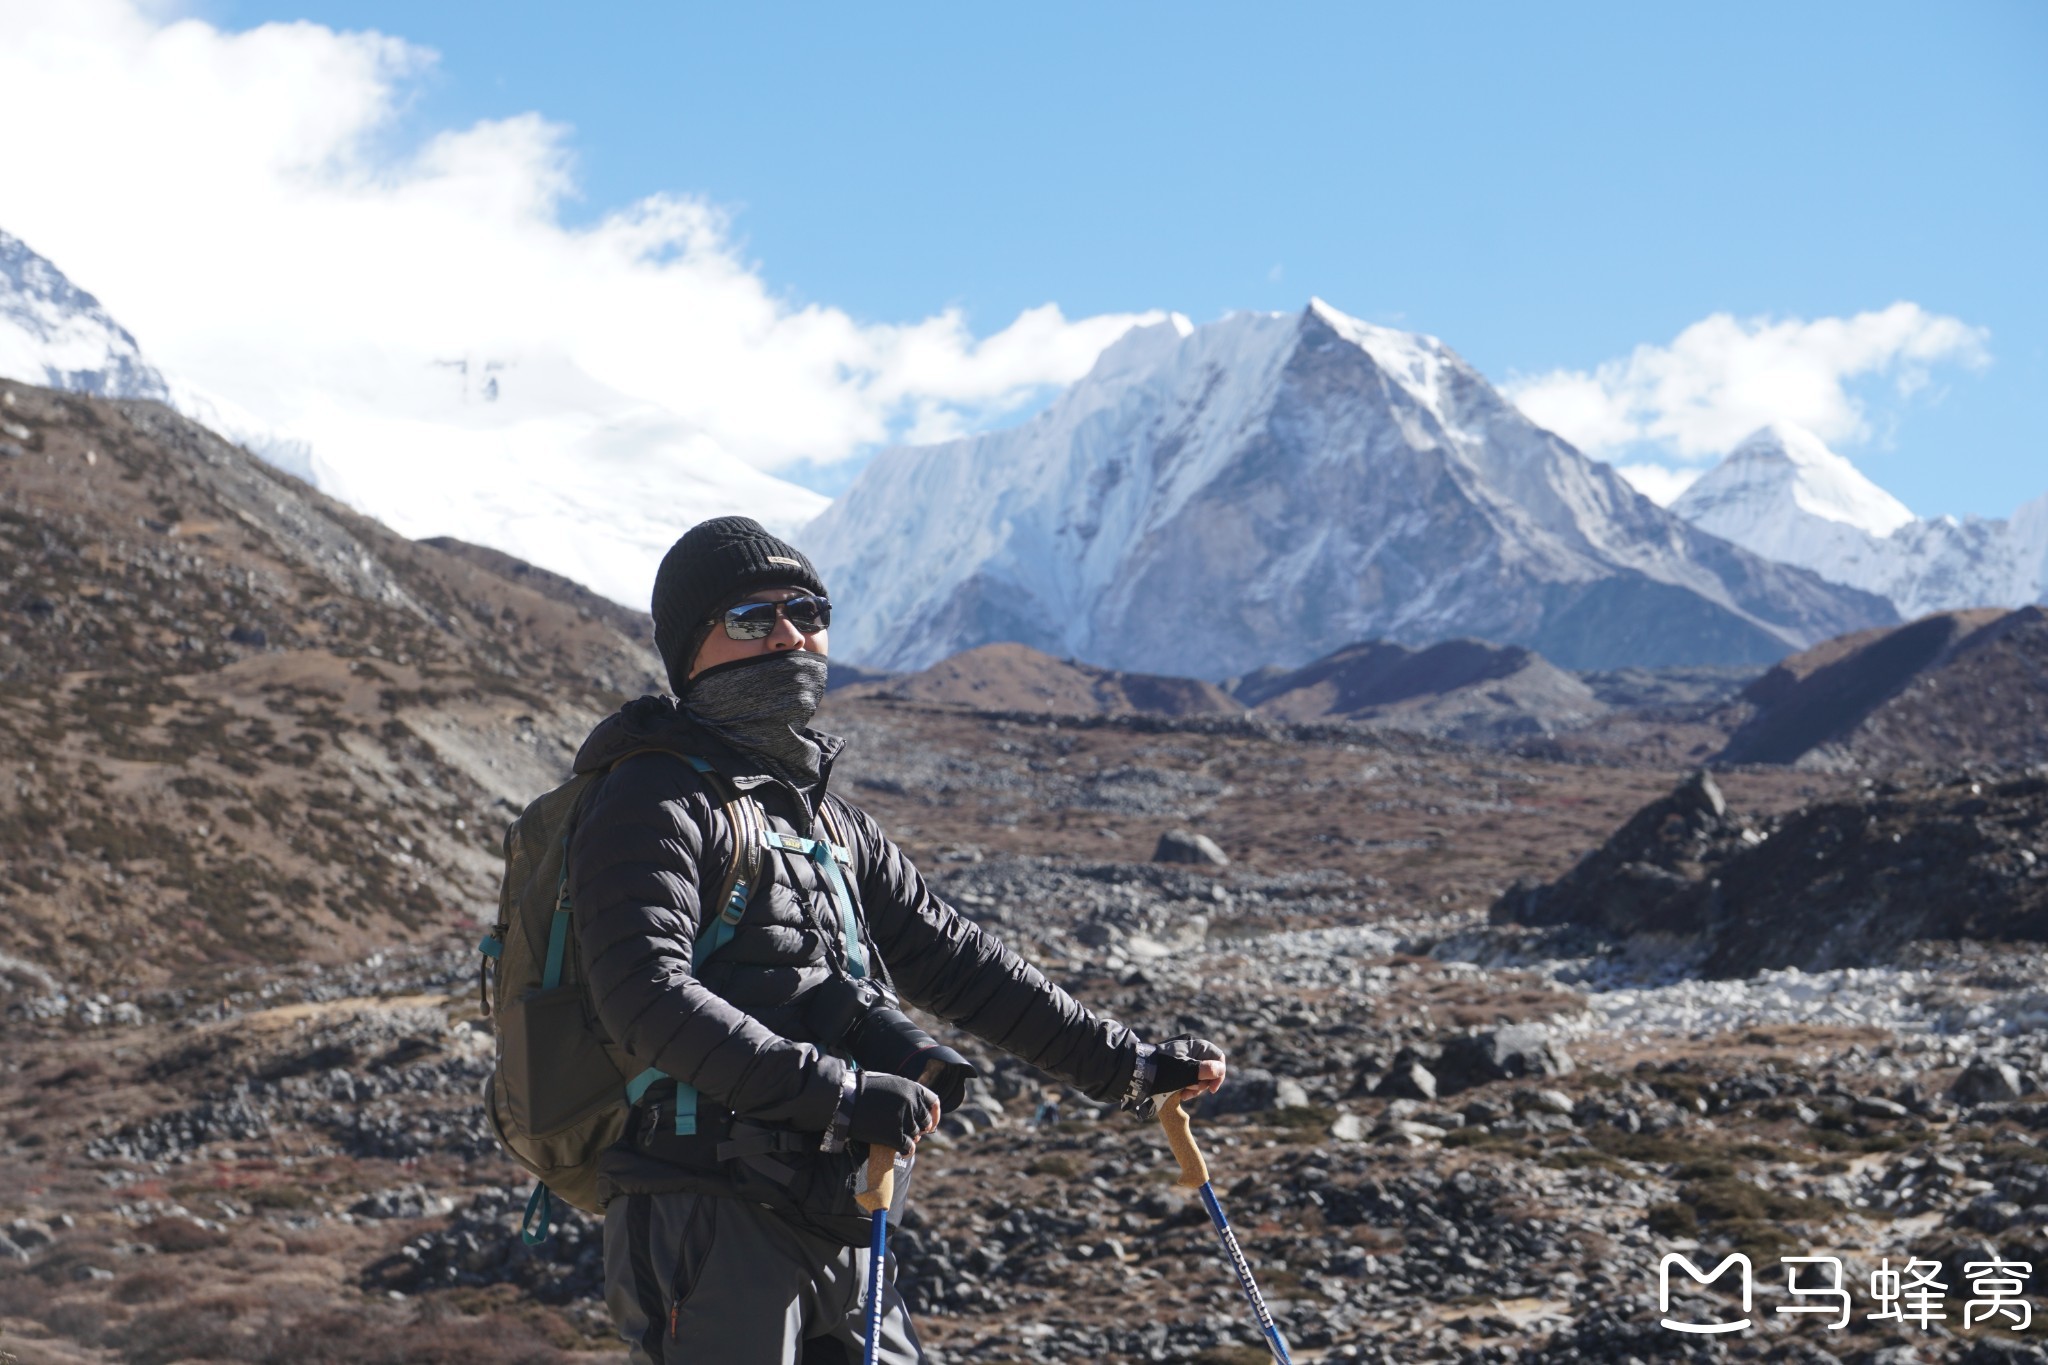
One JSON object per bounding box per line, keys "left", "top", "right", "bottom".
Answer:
{"left": 1233, "top": 636, "right": 1604, "bottom": 740}
{"left": 834, "top": 642, "right": 1243, "bottom": 718}
{"left": 1493, "top": 768, "right": 2048, "bottom": 977}
{"left": 1716, "top": 605, "right": 2048, "bottom": 770}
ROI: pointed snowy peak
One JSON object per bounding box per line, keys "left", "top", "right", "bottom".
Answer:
{"left": 1303, "top": 297, "right": 1462, "bottom": 421}
{"left": 0, "top": 228, "right": 168, "bottom": 402}
{"left": 808, "top": 301, "right": 1893, "bottom": 677}
{"left": 1678, "top": 422, "right": 1915, "bottom": 537}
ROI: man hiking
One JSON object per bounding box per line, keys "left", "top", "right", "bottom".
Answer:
{"left": 568, "top": 516, "right": 1227, "bottom": 1364}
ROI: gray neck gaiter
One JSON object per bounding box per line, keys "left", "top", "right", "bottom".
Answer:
{"left": 682, "top": 651, "right": 830, "bottom": 787}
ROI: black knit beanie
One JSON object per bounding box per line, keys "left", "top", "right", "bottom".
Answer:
{"left": 650, "top": 516, "right": 828, "bottom": 692}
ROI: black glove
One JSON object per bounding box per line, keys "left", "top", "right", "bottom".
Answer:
{"left": 848, "top": 1072, "right": 939, "bottom": 1153}
{"left": 1124, "top": 1034, "right": 1225, "bottom": 1114}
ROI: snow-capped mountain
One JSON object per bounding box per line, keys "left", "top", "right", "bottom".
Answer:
{"left": 1672, "top": 423, "right": 2048, "bottom": 620}
{"left": 0, "top": 228, "right": 825, "bottom": 607}
{"left": 1, "top": 228, "right": 169, "bottom": 402}
{"left": 805, "top": 301, "right": 1896, "bottom": 676}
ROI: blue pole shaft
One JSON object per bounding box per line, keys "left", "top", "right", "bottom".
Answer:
{"left": 1197, "top": 1182, "right": 1295, "bottom": 1365}
{"left": 863, "top": 1206, "right": 889, "bottom": 1365}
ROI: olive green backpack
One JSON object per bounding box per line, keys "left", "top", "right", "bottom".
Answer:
{"left": 477, "top": 751, "right": 765, "bottom": 1239}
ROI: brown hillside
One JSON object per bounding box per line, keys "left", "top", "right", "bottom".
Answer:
{"left": 0, "top": 379, "right": 660, "bottom": 991}
{"left": 420, "top": 534, "right": 652, "bottom": 649}
{"left": 1715, "top": 607, "right": 2044, "bottom": 769}
{"left": 1236, "top": 637, "right": 1606, "bottom": 740}
{"left": 837, "top": 641, "right": 1243, "bottom": 717}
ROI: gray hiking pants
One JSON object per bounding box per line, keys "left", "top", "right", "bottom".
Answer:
{"left": 603, "top": 1190, "right": 924, "bottom": 1365}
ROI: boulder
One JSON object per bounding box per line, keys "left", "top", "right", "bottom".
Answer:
{"left": 1153, "top": 829, "right": 1229, "bottom": 867}
{"left": 1205, "top": 1067, "right": 1280, "bottom": 1114}
{"left": 1951, "top": 1058, "right": 2024, "bottom": 1106}
{"left": 1434, "top": 1024, "right": 1573, "bottom": 1094}
{"left": 1371, "top": 1047, "right": 1440, "bottom": 1102}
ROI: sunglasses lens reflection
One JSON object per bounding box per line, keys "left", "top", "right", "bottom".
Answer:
{"left": 723, "top": 594, "right": 830, "bottom": 640}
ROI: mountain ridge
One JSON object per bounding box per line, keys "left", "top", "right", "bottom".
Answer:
{"left": 1672, "top": 421, "right": 2048, "bottom": 621}
{"left": 807, "top": 302, "right": 1896, "bottom": 677}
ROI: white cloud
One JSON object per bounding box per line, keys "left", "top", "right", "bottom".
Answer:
{"left": 1613, "top": 463, "right": 1701, "bottom": 507}
{"left": 0, "top": 0, "right": 1161, "bottom": 604}
{"left": 1506, "top": 304, "right": 1989, "bottom": 464}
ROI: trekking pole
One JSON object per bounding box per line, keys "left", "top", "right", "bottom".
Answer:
{"left": 1159, "top": 1091, "right": 1296, "bottom": 1365}
{"left": 855, "top": 1145, "right": 902, "bottom": 1365}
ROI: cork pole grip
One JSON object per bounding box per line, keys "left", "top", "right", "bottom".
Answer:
{"left": 1159, "top": 1091, "right": 1210, "bottom": 1189}
{"left": 856, "top": 1146, "right": 898, "bottom": 1214}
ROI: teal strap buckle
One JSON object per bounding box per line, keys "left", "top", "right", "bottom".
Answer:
{"left": 625, "top": 1068, "right": 666, "bottom": 1105}
{"left": 477, "top": 933, "right": 502, "bottom": 959}
{"left": 674, "top": 1083, "right": 699, "bottom": 1135}
{"left": 520, "top": 1183, "right": 554, "bottom": 1245}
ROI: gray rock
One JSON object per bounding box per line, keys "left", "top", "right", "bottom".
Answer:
{"left": 1274, "top": 1077, "right": 1311, "bottom": 1110}
{"left": 1373, "top": 1119, "right": 1443, "bottom": 1145}
{"left": 1152, "top": 829, "right": 1229, "bottom": 867}
{"left": 1854, "top": 1095, "right": 1911, "bottom": 1119}
{"left": 1330, "top": 1113, "right": 1367, "bottom": 1142}
{"left": 7, "top": 1218, "right": 53, "bottom": 1249}
{"left": 0, "top": 1233, "right": 28, "bottom": 1263}
{"left": 1206, "top": 1067, "right": 1280, "bottom": 1114}
{"left": 350, "top": 1184, "right": 454, "bottom": 1220}
{"left": 1952, "top": 1058, "right": 2024, "bottom": 1106}
{"left": 1434, "top": 1024, "right": 1573, "bottom": 1094}
{"left": 1372, "top": 1057, "right": 1438, "bottom": 1102}
{"left": 1461, "top": 1098, "right": 1510, "bottom": 1126}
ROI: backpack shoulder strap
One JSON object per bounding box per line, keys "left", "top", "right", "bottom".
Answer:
{"left": 803, "top": 798, "right": 870, "bottom": 981}
{"left": 617, "top": 752, "right": 766, "bottom": 1134}
{"left": 681, "top": 756, "right": 764, "bottom": 967}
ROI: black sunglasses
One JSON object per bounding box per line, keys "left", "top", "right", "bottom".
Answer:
{"left": 714, "top": 592, "right": 832, "bottom": 640}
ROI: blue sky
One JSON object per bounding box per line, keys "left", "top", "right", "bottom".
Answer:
{"left": 123, "top": 3, "right": 2048, "bottom": 516}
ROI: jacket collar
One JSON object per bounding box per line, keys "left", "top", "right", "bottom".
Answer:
{"left": 574, "top": 693, "right": 845, "bottom": 804}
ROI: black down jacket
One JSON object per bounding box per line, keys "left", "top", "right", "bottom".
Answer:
{"left": 566, "top": 695, "right": 1141, "bottom": 1182}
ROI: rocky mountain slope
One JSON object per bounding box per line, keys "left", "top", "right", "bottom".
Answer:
{"left": 806, "top": 301, "right": 1896, "bottom": 677}
{"left": 1233, "top": 637, "right": 1606, "bottom": 741}
{"left": 1491, "top": 768, "right": 2048, "bottom": 979}
{"left": 0, "top": 378, "right": 659, "bottom": 994}
{"left": 1673, "top": 423, "right": 2048, "bottom": 621}
{"left": 1714, "top": 606, "right": 2048, "bottom": 769}
{"left": 834, "top": 642, "right": 1243, "bottom": 717}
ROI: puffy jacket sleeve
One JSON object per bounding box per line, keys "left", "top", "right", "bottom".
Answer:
{"left": 835, "top": 799, "right": 1141, "bottom": 1104}
{"left": 569, "top": 754, "right": 849, "bottom": 1131}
